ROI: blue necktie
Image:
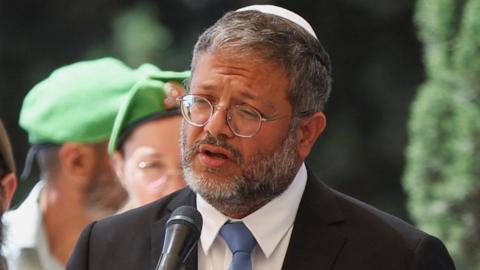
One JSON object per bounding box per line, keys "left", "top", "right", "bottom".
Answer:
{"left": 220, "top": 222, "right": 257, "bottom": 270}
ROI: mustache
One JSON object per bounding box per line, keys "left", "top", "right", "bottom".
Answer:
{"left": 184, "top": 134, "right": 243, "bottom": 165}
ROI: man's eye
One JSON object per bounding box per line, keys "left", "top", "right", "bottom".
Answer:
{"left": 235, "top": 105, "right": 260, "bottom": 120}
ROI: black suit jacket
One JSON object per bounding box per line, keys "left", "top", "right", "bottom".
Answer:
{"left": 67, "top": 169, "right": 455, "bottom": 270}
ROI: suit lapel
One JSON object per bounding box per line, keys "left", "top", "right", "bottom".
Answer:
{"left": 149, "top": 169, "right": 346, "bottom": 270}
{"left": 282, "top": 170, "right": 346, "bottom": 270}
{"left": 150, "top": 188, "right": 197, "bottom": 270}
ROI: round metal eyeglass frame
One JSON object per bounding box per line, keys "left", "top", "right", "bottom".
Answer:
{"left": 177, "top": 94, "right": 311, "bottom": 138}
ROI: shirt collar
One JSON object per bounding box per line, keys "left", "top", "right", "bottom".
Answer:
{"left": 5, "top": 180, "right": 65, "bottom": 269}
{"left": 197, "top": 163, "right": 307, "bottom": 258}
{"left": 5, "top": 180, "right": 45, "bottom": 248}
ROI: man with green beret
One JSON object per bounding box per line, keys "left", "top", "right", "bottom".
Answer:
{"left": 110, "top": 69, "right": 190, "bottom": 212}
{"left": 3, "top": 57, "right": 153, "bottom": 270}
{"left": 0, "top": 119, "right": 18, "bottom": 269}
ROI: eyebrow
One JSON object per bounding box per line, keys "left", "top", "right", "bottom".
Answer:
{"left": 237, "top": 90, "right": 257, "bottom": 101}
{"left": 194, "top": 82, "right": 257, "bottom": 100}
{"left": 193, "top": 82, "right": 277, "bottom": 113}
{"left": 193, "top": 82, "right": 217, "bottom": 93}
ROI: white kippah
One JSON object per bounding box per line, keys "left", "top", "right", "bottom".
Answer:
{"left": 236, "top": 5, "right": 318, "bottom": 39}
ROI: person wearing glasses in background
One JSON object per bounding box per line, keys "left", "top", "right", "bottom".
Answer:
{"left": 0, "top": 119, "right": 18, "bottom": 270}
{"left": 3, "top": 58, "right": 161, "bottom": 270}
{"left": 67, "top": 5, "right": 455, "bottom": 270}
{"left": 109, "top": 68, "right": 190, "bottom": 212}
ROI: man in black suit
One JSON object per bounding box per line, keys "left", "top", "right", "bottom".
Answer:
{"left": 67, "top": 5, "right": 456, "bottom": 270}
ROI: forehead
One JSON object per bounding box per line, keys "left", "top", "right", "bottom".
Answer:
{"left": 190, "top": 52, "right": 290, "bottom": 101}
{"left": 122, "top": 117, "right": 182, "bottom": 157}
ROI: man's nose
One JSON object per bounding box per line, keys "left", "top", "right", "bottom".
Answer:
{"left": 203, "top": 106, "right": 234, "bottom": 139}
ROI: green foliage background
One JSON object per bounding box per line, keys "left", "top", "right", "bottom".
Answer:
{"left": 403, "top": 0, "right": 480, "bottom": 268}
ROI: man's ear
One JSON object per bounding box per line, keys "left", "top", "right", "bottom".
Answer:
{"left": 1, "top": 172, "right": 17, "bottom": 211}
{"left": 59, "top": 143, "right": 96, "bottom": 184}
{"left": 111, "top": 151, "right": 125, "bottom": 180}
{"left": 296, "top": 112, "right": 327, "bottom": 161}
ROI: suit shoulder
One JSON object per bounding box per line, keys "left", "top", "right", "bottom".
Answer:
{"left": 331, "top": 188, "right": 438, "bottom": 250}
{"left": 67, "top": 188, "right": 195, "bottom": 269}
{"left": 91, "top": 187, "right": 193, "bottom": 236}
{"left": 330, "top": 188, "right": 455, "bottom": 268}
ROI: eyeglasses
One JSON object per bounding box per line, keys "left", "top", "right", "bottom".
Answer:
{"left": 177, "top": 94, "right": 307, "bottom": 138}
{"left": 137, "top": 160, "right": 182, "bottom": 183}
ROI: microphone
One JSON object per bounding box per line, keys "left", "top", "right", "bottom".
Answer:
{"left": 156, "top": 205, "right": 203, "bottom": 270}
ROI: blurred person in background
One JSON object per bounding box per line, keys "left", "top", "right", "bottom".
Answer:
{"left": 0, "top": 119, "right": 18, "bottom": 270}
{"left": 3, "top": 58, "right": 158, "bottom": 270}
{"left": 109, "top": 68, "right": 190, "bottom": 212}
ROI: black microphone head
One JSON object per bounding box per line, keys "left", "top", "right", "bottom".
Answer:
{"left": 157, "top": 206, "right": 203, "bottom": 270}
{"left": 167, "top": 205, "right": 203, "bottom": 234}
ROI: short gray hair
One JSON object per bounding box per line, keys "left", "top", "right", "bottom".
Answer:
{"left": 191, "top": 10, "right": 332, "bottom": 113}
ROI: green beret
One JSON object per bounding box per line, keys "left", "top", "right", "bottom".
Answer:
{"left": 108, "top": 69, "right": 190, "bottom": 153}
{"left": 19, "top": 57, "right": 151, "bottom": 144}
{"left": 0, "top": 119, "right": 15, "bottom": 174}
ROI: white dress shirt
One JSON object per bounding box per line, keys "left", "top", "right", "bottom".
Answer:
{"left": 3, "top": 180, "right": 64, "bottom": 270}
{"left": 197, "top": 163, "right": 307, "bottom": 270}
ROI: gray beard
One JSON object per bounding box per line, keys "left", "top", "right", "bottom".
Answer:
{"left": 181, "top": 123, "right": 299, "bottom": 217}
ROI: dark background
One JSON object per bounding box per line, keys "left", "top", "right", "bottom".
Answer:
{"left": 0, "top": 0, "right": 422, "bottom": 221}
